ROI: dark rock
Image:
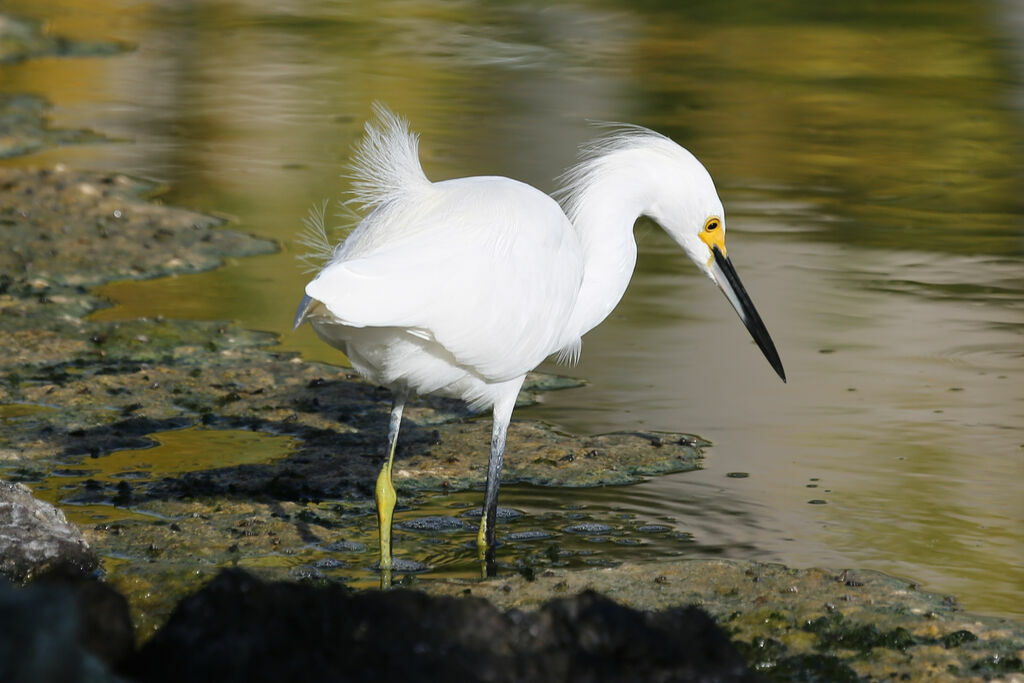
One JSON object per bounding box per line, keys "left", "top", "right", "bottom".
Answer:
{"left": 122, "top": 568, "right": 753, "bottom": 683}
{"left": 30, "top": 567, "right": 135, "bottom": 670}
{"left": 0, "top": 578, "right": 123, "bottom": 683}
{"left": 0, "top": 480, "right": 98, "bottom": 581}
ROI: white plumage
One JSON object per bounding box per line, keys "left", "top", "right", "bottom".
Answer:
{"left": 297, "top": 109, "right": 583, "bottom": 409}
{"left": 295, "top": 104, "right": 784, "bottom": 580}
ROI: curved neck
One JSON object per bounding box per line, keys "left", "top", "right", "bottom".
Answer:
{"left": 563, "top": 170, "right": 648, "bottom": 338}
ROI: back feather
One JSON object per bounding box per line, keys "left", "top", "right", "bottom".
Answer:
{"left": 295, "top": 104, "right": 430, "bottom": 272}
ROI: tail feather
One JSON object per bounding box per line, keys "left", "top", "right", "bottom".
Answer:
{"left": 347, "top": 102, "right": 431, "bottom": 211}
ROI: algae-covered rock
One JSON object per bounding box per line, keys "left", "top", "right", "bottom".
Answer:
{"left": 0, "top": 12, "right": 127, "bottom": 64}
{"left": 425, "top": 561, "right": 1024, "bottom": 681}
{"left": 397, "top": 422, "right": 705, "bottom": 490}
{"left": 0, "top": 93, "right": 108, "bottom": 159}
{"left": 2, "top": 335, "right": 702, "bottom": 500}
{"left": 0, "top": 167, "right": 277, "bottom": 290}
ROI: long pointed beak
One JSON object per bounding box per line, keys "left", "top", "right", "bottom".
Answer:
{"left": 710, "top": 246, "right": 786, "bottom": 382}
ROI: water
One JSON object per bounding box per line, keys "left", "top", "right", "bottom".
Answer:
{"left": 2, "top": 0, "right": 1021, "bottom": 618}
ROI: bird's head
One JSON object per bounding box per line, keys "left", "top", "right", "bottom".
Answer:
{"left": 639, "top": 144, "right": 725, "bottom": 276}
{"left": 559, "top": 126, "right": 786, "bottom": 382}
{"left": 640, "top": 138, "right": 787, "bottom": 383}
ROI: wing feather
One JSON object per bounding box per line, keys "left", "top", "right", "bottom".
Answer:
{"left": 305, "top": 176, "right": 583, "bottom": 381}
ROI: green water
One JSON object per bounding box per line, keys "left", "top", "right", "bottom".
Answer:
{"left": 2, "top": 0, "right": 1021, "bottom": 619}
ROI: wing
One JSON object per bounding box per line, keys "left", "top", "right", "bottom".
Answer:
{"left": 304, "top": 176, "right": 583, "bottom": 381}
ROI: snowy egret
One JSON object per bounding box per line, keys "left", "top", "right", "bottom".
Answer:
{"left": 294, "top": 104, "right": 785, "bottom": 584}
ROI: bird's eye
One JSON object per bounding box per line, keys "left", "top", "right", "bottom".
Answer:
{"left": 704, "top": 218, "right": 720, "bottom": 232}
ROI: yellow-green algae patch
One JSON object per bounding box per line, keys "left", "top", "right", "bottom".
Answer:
{"left": 0, "top": 402, "right": 56, "bottom": 420}
{"left": 25, "top": 427, "right": 298, "bottom": 528}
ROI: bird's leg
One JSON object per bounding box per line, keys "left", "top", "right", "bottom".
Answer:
{"left": 476, "top": 418, "right": 506, "bottom": 573}
{"left": 477, "top": 381, "right": 522, "bottom": 575}
{"left": 376, "top": 390, "right": 407, "bottom": 589}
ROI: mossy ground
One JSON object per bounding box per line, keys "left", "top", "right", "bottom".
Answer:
{"left": 426, "top": 561, "right": 1024, "bottom": 681}
{"left": 0, "top": 159, "right": 706, "bottom": 641}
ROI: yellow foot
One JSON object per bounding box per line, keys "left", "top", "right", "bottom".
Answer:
{"left": 476, "top": 517, "right": 488, "bottom": 561}
{"left": 376, "top": 459, "right": 397, "bottom": 588}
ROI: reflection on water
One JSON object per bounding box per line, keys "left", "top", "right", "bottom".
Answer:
{"left": 2, "top": 0, "right": 1022, "bottom": 618}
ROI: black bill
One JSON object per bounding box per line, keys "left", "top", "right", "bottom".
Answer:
{"left": 710, "top": 246, "right": 786, "bottom": 382}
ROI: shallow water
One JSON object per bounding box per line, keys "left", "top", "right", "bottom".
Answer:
{"left": 2, "top": 0, "right": 1021, "bottom": 618}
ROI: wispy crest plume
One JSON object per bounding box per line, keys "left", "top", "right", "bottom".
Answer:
{"left": 554, "top": 121, "right": 670, "bottom": 223}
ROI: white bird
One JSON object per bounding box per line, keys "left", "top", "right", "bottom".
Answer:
{"left": 294, "top": 104, "right": 785, "bottom": 584}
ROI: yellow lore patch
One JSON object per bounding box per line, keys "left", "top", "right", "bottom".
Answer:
{"left": 699, "top": 216, "right": 727, "bottom": 264}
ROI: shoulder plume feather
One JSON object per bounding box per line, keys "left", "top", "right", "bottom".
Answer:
{"left": 347, "top": 102, "right": 431, "bottom": 211}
